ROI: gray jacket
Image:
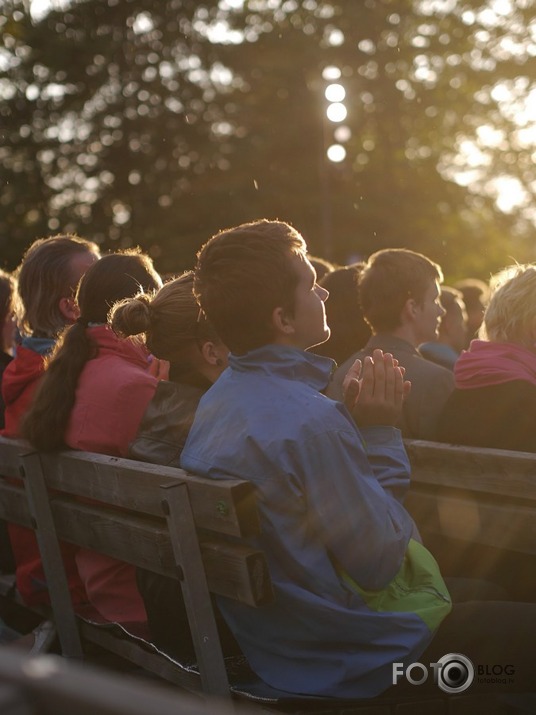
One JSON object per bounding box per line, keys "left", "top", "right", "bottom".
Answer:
{"left": 326, "top": 334, "right": 455, "bottom": 440}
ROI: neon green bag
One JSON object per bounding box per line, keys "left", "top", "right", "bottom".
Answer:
{"left": 339, "top": 539, "right": 452, "bottom": 631}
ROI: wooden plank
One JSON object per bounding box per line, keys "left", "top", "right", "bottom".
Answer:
{"left": 0, "top": 648, "right": 248, "bottom": 714}
{"left": 0, "top": 483, "right": 32, "bottom": 528}
{"left": 406, "top": 490, "right": 536, "bottom": 555}
{"left": 160, "top": 481, "right": 229, "bottom": 696}
{"left": 405, "top": 439, "right": 536, "bottom": 501}
{"left": 21, "top": 451, "right": 84, "bottom": 660}
{"left": 38, "top": 451, "right": 260, "bottom": 537}
{"left": 0, "top": 436, "right": 27, "bottom": 480}
{"left": 46, "top": 498, "right": 272, "bottom": 607}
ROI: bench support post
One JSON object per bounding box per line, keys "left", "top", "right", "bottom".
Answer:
{"left": 20, "top": 451, "right": 84, "bottom": 660}
{"left": 160, "top": 481, "right": 230, "bottom": 697}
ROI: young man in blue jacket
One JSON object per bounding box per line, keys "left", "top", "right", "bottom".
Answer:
{"left": 181, "top": 219, "right": 536, "bottom": 700}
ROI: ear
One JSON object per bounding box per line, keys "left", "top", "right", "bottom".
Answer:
{"left": 200, "top": 341, "right": 222, "bottom": 366}
{"left": 58, "top": 296, "right": 80, "bottom": 324}
{"left": 271, "top": 306, "right": 295, "bottom": 337}
{"left": 401, "top": 297, "right": 418, "bottom": 324}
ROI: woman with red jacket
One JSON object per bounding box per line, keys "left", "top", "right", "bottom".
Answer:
{"left": 22, "top": 251, "right": 162, "bottom": 627}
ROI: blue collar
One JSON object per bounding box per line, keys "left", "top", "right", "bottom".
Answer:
{"left": 228, "top": 345, "right": 336, "bottom": 392}
{"left": 20, "top": 336, "right": 56, "bottom": 356}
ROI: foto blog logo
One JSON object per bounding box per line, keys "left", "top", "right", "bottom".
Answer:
{"left": 392, "top": 653, "right": 475, "bottom": 694}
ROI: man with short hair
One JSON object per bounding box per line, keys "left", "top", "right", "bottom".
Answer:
{"left": 328, "top": 248, "right": 454, "bottom": 440}
{"left": 182, "top": 223, "right": 536, "bottom": 701}
{"left": 181, "top": 220, "right": 451, "bottom": 699}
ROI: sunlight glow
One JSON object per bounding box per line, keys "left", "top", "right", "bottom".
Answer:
{"left": 326, "top": 103, "right": 347, "bottom": 122}
{"left": 327, "top": 144, "right": 346, "bottom": 162}
{"left": 493, "top": 176, "right": 528, "bottom": 212}
{"left": 325, "top": 83, "right": 346, "bottom": 102}
{"left": 322, "top": 66, "right": 341, "bottom": 81}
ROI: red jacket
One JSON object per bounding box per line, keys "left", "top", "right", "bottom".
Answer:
{"left": 1, "top": 344, "right": 87, "bottom": 607}
{"left": 65, "top": 326, "right": 158, "bottom": 624}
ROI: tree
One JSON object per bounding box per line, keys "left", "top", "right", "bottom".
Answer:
{"left": 1, "top": 0, "right": 535, "bottom": 279}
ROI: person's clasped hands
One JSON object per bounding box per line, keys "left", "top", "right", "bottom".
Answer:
{"left": 342, "top": 348, "right": 411, "bottom": 428}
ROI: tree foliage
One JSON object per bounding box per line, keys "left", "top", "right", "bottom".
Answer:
{"left": 1, "top": 0, "right": 535, "bottom": 279}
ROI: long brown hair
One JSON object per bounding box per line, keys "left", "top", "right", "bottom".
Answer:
{"left": 22, "top": 250, "right": 162, "bottom": 451}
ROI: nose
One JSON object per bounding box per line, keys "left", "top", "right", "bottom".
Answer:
{"left": 316, "top": 285, "right": 329, "bottom": 302}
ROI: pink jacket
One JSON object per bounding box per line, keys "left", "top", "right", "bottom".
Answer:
{"left": 66, "top": 325, "right": 158, "bottom": 624}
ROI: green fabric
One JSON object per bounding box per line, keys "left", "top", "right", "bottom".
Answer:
{"left": 339, "top": 539, "right": 452, "bottom": 631}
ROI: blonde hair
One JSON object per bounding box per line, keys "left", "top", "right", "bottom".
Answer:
{"left": 111, "top": 271, "right": 221, "bottom": 364}
{"left": 481, "top": 264, "right": 536, "bottom": 345}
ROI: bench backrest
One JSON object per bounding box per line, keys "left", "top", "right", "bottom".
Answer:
{"left": 0, "top": 435, "right": 273, "bottom": 696}
{"left": 405, "top": 438, "right": 536, "bottom": 599}
{"left": 3, "top": 435, "right": 536, "bottom": 695}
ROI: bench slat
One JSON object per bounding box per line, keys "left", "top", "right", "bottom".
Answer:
{"left": 406, "top": 489, "right": 536, "bottom": 556}
{"left": 405, "top": 439, "right": 536, "bottom": 501}
{"left": 38, "top": 451, "right": 260, "bottom": 538}
{"left": 0, "top": 484, "right": 271, "bottom": 607}
{"left": 50, "top": 498, "right": 272, "bottom": 607}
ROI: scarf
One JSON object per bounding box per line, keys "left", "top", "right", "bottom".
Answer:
{"left": 454, "top": 339, "right": 536, "bottom": 389}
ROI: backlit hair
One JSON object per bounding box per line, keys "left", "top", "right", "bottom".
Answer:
{"left": 480, "top": 264, "right": 536, "bottom": 345}
{"left": 22, "top": 250, "right": 162, "bottom": 451}
{"left": 359, "top": 248, "right": 443, "bottom": 332}
{"left": 194, "top": 219, "right": 306, "bottom": 354}
{"left": 0, "top": 268, "right": 16, "bottom": 328}
{"left": 111, "top": 271, "right": 221, "bottom": 367}
{"left": 15, "top": 234, "right": 99, "bottom": 337}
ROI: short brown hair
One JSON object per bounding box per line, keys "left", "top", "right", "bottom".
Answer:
{"left": 15, "top": 234, "right": 99, "bottom": 337}
{"left": 359, "top": 248, "right": 443, "bottom": 332}
{"left": 194, "top": 219, "right": 306, "bottom": 354}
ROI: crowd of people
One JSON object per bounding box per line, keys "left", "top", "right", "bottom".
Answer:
{"left": 1, "top": 223, "right": 536, "bottom": 702}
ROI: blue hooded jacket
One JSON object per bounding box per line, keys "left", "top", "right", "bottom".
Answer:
{"left": 181, "top": 345, "right": 448, "bottom": 698}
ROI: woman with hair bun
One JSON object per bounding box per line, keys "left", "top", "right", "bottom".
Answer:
{"left": 111, "top": 271, "right": 229, "bottom": 467}
{"left": 110, "top": 271, "right": 231, "bottom": 658}
{"left": 23, "top": 250, "right": 162, "bottom": 627}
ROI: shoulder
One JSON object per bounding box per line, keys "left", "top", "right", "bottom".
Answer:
{"left": 407, "top": 352, "right": 454, "bottom": 386}
{"left": 327, "top": 350, "right": 364, "bottom": 400}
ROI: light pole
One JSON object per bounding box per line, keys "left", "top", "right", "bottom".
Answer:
{"left": 320, "top": 66, "right": 351, "bottom": 259}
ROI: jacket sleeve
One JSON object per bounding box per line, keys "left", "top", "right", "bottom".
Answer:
{"left": 359, "top": 425, "right": 410, "bottom": 503}
{"left": 296, "top": 426, "right": 415, "bottom": 591}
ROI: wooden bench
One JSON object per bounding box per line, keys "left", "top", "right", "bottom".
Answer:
{"left": 0, "top": 648, "right": 257, "bottom": 715}
{"left": 404, "top": 438, "right": 536, "bottom": 601}
{"left": 1, "top": 434, "right": 531, "bottom": 713}
{"left": 0, "top": 435, "right": 272, "bottom": 700}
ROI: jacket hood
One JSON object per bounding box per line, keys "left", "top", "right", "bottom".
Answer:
{"left": 1, "top": 345, "right": 48, "bottom": 408}
{"left": 86, "top": 324, "right": 151, "bottom": 369}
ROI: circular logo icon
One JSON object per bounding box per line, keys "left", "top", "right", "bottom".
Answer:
{"left": 436, "top": 653, "right": 475, "bottom": 694}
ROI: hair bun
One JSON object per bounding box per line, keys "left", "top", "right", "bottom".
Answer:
{"left": 110, "top": 295, "right": 152, "bottom": 337}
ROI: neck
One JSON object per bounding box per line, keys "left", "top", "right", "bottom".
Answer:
{"left": 389, "top": 324, "right": 420, "bottom": 348}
